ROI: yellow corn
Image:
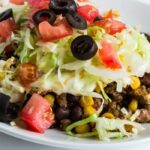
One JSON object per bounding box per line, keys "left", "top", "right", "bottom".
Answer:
{"left": 130, "top": 76, "right": 141, "bottom": 90}
{"left": 84, "top": 106, "right": 96, "bottom": 116}
{"left": 44, "top": 94, "right": 55, "bottom": 107}
{"left": 102, "top": 112, "right": 115, "bottom": 119}
{"left": 125, "top": 124, "right": 133, "bottom": 133}
{"left": 4, "top": 57, "right": 15, "bottom": 69}
{"left": 75, "top": 124, "right": 90, "bottom": 134}
{"left": 128, "top": 99, "right": 138, "bottom": 112}
{"left": 0, "top": 70, "right": 5, "bottom": 81}
{"left": 95, "top": 84, "right": 100, "bottom": 93}
{"left": 80, "top": 96, "right": 94, "bottom": 108}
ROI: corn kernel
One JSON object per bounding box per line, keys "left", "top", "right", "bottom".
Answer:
{"left": 84, "top": 106, "right": 96, "bottom": 116}
{"left": 130, "top": 76, "right": 141, "bottom": 90}
{"left": 95, "top": 85, "right": 101, "bottom": 93}
{"left": 102, "top": 112, "right": 115, "bottom": 119}
{"left": 0, "top": 71, "right": 5, "bottom": 81}
{"left": 128, "top": 99, "right": 138, "bottom": 112}
{"left": 80, "top": 96, "right": 94, "bottom": 108}
{"left": 75, "top": 124, "right": 90, "bottom": 134}
{"left": 125, "top": 124, "right": 133, "bottom": 133}
{"left": 4, "top": 57, "right": 15, "bottom": 69}
{"left": 44, "top": 94, "right": 55, "bottom": 107}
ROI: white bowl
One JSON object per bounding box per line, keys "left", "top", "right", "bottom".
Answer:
{"left": 0, "top": 0, "right": 150, "bottom": 150}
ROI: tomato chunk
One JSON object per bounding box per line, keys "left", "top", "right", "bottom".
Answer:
{"left": 39, "top": 19, "right": 73, "bottom": 42}
{"left": 9, "top": 0, "right": 24, "bottom": 5}
{"left": 28, "top": 0, "right": 50, "bottom": 9}
{"left": 20, "top": 94, "right": 55, "bottom": 133}
{"left": 93, "top": 18, "right": 126, "bottom": 35}
{"left": 18, "top": 63, "right": 38, "bottom": 88}
{"left": 77, "top": 5, "right": 100, "bottom": 23}
{"left": 0, "top": 19, "right": 16, "bottom": 42}
{"left": 99, "top": 41, "right": 122, "bottom": 69}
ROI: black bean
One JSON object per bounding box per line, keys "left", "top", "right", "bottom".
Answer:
{"left": 67, "top": 94, "right": 80, "bottom": 107}
{"left": 49, "top": 0, "right": 77, "bottom": 15}
{"left": 32, "top": 9, "right": 56, "bottom": 25}
{"left": 55, "top": 107, "right": 70, "bottom": 120}
{"left": 71, "top": 35, "right": 98, "bottom": 60}
{"left": 56, "top": 94, "right": 67, "bottom": 108}
{"left": 8, "top": 103, "right": 20, "bottom": 116}
{"left": 66, "top": 12, "right": 87, "bottom": 30}
{"left": 70, "top": 106, "right": 82, "bottom": 121}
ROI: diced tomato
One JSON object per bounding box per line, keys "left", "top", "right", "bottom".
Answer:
{"left": 28, "top": 0, "right": 50, "bottom": 9}
{"left": 9, "top": 0, "right": 24, "bottom": 5}
{"left": 0, "top": 19, "right": 16, "bottom": 42}
{"left": 99, "top": 41, "right": 122, "bottom": 69}
{"left": 39, "top": 19, "right": 73, "bottom": 42}
{"left": 93, "top": 18, "right": 126, "bottom": 35}
{"left": 18, "top": 63, "right": 38, "bottom": 88}
{"left": 77, "top": 5, "right": 100, "bottom": 23}
{"left": 20, "top": 94, "right": 55, "bottom": 133}
{"left": 104, "top": 9, "right": 113, "bottom": 19}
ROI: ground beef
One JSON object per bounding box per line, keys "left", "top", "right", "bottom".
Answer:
{"left": 104, "top": 82, "right": 126, "bottom": 103}
{"left": 136, "top": 109, "right": 150, "bottom": 123}
{"left": 107, "top": 102, "right": 124, "bottom": 118}
{"left": 140, "top": 73, "right": 150, "bottom": 87}
{"left": 93, "top": 98, "right": 109, "bottom": 110}
{"left": 132, "top": 86, "right": 150, "bottom": 105}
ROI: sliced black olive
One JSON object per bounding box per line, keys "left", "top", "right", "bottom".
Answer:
{"left": 93, "top": 16, "right": 103, "bottom": 22}
{"left": 0, "top": 93, "right": 19, "bottom": 122}
{"left": 49, "top": 0, "right": 77, "bottom": 15}
{"left": 0, "top": 93, "right": 10, "bottom": 115}
{"left": 0, "top": 9, "right": 13, "bottom": 22}
{"left": 143, "top": 33, "right": 150, "bottom": 42}
{"left": 32, "top": 9, "right": 56, "bottom": 25}
{"left": 71, "top": 35, "right": 98, "bottom": 60}
{"left": 66, "top": 13, "right": 87, "bottom": 30}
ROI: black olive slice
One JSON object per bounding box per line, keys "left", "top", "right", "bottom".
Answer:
{"left": 49, "top": 0, "right": 77, "bottom": 15}
{"left": 143, "top": 33, "right": 150, "bottom": 42}
{"left": 0, "top": 93, "right": 10, "bottom": 114}
{"left": 66, "top": 13, "right": 87, "bottom": 30}
{"left": 32, "top": 9, "right": 56, "bottom": 25}
{"left": 93, "top": 16, "right": 103, "bottom": 22}
{"left": 0, "top": 9, "right": 13, "bottom": 22}
{"left": 0, "top": 93, "right": 19, "bottom": 122}
{"left": 71, "top": 35, "right": 98, "bottom": 60}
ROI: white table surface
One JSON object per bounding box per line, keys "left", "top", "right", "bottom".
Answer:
{"left": 0, "top": 0, "right": 150, "bottom": 150}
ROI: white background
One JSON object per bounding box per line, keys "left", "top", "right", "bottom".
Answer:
{"left": 0, "top": 0, "right": 150, "bottom": 150}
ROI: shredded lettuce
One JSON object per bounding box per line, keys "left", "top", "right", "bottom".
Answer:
{"left": 0, "top": 37, "right": 12, "bottom": 53}
{"left": 66, "top": 114, "right": 144, "bottom": 140}
{"left": 96, "top": 118, "right": 145, "bottom": 141}
{"left": 14, "top": 28, "right": 36, "bottom": 63}
{"left": 88, "top": 26, "right": 105, "bottom": 41}
{"left": 66, "top": 114, "right": 98, "bottom": 138}
{"left": 37, "top": 53, "right": 57, "bottom": 73}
